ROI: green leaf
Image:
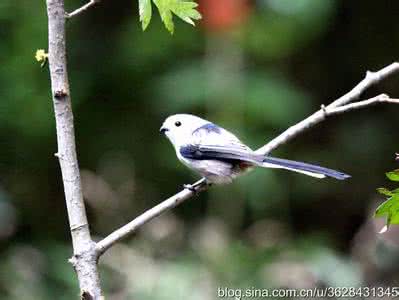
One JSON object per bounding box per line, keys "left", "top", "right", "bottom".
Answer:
{"left": 153, "top": 0, "right": 202, "bottom": 34}
{"left": 386, "top": 169, "right": 399, "bottom": 182}
{"left": 377, "top": 187, "right": 394, "bottom": 197}
{"left": 375, "top": 196, "right": 395, "bottom": 217}
{"left": 375, "top": 168, "right": 399, "bottom": 232}
{"left": 375, "top": 194, "right": 399, "bottom": 233}
{"left": 154, "top": 0, "right": 175, "bottom": 33}
{"left": 139, "top": 0, "right": 152, "bottom": 31}
{"left": 170, "top": 1, "right": 201, "bottom": 26}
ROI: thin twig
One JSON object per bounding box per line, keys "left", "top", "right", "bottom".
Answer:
{"left": 326, "top": 94, "right": 399, "bottom": 115}
{"left": 255, "top": 63, "right": 399, "bottom": 155}
{"left": 67, "top": 0, "right": 99, "bottom": 18}
{"left": 328, "top": 62, "right": 399, "bottom": 109}
{"left": 95, "top": 62, "right": 399, "bottom": 257}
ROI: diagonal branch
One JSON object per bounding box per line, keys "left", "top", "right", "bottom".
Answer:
{"left": 95, "top": 62, "right": 399, "bottom": 258}
{"left": 67, "top": 0, "right": 100, "bottom": 18}
{"left": 96, "top": 178, "right": 207, "bottom": 255}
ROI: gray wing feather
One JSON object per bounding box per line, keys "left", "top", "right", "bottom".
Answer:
{"left": 187, "top": 123, "right": 261, "bottom": 163}
{"left": 197, "top": 145, "right": 263, "bottom": 164}
{"left": 191, "top": 123, "right": 252, "bottom": 151}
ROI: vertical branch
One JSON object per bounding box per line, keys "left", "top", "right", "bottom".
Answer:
{"left": 46, "top": 0, "right": 102, "bottom": 298}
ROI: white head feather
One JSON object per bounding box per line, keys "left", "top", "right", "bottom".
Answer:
{"left": 160, "top": 114, "right": 209, "bottom": 147}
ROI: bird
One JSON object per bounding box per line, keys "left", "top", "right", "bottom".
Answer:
{"left": 160, "top": 114, "right": 350, "bottom": 190}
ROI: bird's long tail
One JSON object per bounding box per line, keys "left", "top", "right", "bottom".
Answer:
{"left": 261, "top": 156, "right": 350, "bottom": 180}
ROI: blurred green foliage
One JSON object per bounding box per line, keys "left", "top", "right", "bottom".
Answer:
{"left": 1, "top": 0, "right": 399, "bottom": 299}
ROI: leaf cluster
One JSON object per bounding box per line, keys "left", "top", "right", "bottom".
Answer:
{"left": 139, "top": 0, "right": 201, "bottom": 34}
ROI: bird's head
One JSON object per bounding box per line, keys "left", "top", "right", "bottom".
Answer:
{"left": 160, "top": 114, "right": 209, "bottom": 147}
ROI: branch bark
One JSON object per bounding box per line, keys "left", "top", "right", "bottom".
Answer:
{"left": 46, "top": 0, "right": 102, "bottom": 298}
{"left": 96, "top": 62, "right": 399, "bottom": 256}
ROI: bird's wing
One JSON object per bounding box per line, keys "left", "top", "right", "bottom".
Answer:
{"left": 180, "top": 123, "right": 263, "bottom": 164}
{"left": 190, "top": 123, "right": 249, "bottom": 150}
{"left": 180, "top": 144, "right": 263, "bottom": 164}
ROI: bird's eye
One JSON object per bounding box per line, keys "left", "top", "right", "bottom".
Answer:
{"left": 175, "top": 121, "right": 182, "bottom": 127}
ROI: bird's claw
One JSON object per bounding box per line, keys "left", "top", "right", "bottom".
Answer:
{"left": 183, "top": 178, "right": 209, "bottom": 195}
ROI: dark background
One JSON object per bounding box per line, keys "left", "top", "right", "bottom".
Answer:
{"left": 1, "top": 0, "right": 399, "bottom": 298}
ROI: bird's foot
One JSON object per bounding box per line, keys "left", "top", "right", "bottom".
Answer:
{"left": 183, "top": 178, "right": 209, "bottom": 194}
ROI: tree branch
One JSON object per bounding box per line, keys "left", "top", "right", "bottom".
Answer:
{"left": 255, "top": 63, "right": 399, "bottom": 155}
{"left": 46, "top": 0, "right": 102, "bottom": 298}
{"left": 328, "top": 62, "right": 399, "bottom": 109}
{"left": 96, "top": 178, "right": 207, "bottom": 255}
{"left": 95, "top": 62, "right": 399, "bottom": 257}
{"left": 67, "top": 0, "right": 100, "bottom": 18}
{"left": 326, "top": 94, "right": 399, "bottom": 115}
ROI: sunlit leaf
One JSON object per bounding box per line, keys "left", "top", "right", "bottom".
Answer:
{"left": 139, "top": 0, "right": 152, "bottom": 31}
{"left": 376, "top": 167, "right": 399, "bottom": 232}
{"left": 153, "top": 0, "right": 201, "bottom": 34}
{"left": 154, "top": 0, "right": 175, "bottom": 33}
{"left": 170, "top": 1, "right": 201, "bottom": 26}
{"left": 386, "top": 169, "right": 399, "bottom": 182}
{"left": 35, "top": 49, "right": 48, "bottom": 67}
{"left": 377, "top": 187, "right": 394, "bottom": 197}
{"left": 375, "top": 196, "right": 396, "bottom": 217}
{"left": 375, "top": 194, "right": 399, "bottom": 233}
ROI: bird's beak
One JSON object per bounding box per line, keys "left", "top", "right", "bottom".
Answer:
{"left": 160, "top": 126, "right": 169, "bottom": 134}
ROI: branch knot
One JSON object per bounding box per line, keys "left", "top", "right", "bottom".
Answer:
{"left": 378, "top": 93, "right": 390, "bottom": 101}
{"left": 320, "top": 104, "right": 327, "bottom": 117}
{"left": 54, "top": 89, "right": 68, "bottom": 99}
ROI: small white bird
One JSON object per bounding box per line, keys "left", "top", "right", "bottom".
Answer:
{"left": 160, "top": 114, "right": 350, "bottom": 189}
